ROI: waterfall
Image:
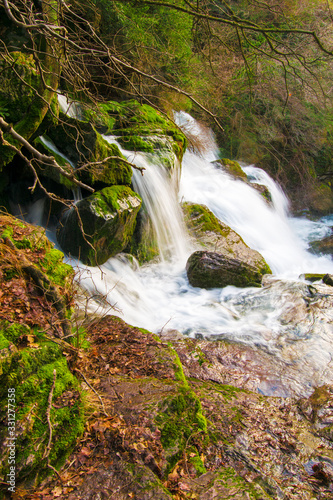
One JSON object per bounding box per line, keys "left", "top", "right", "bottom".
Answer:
{"left": 70, "top": 114, "right": 333, "bottom": 396}
{"left": 103, "top": 136, "right": 190, "bottom": 264}
{"left": 39, "top": 136, "right": 82, "bottom": 203}
{"left": 57, "top": 94, "right": 82, "bottom": 120}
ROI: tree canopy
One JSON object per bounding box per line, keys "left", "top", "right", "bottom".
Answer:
{"left": 1, "top": 0, "right": 333, "bottom": 207}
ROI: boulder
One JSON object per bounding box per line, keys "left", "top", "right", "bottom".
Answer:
{"left": 309, "top": 234, "right": 333, "bottom": 255}
{"left": 57, "top": 186, "right": 141, "bottom": 265}
{"left": 186, "top": 250, "right": 265, "bottom": 289}
{"left": 182, "top": 202, "right": 271, "bottom": 275}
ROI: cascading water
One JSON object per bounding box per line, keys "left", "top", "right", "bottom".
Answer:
{"left": 39, "top": 136, "right": 82, "bottom": 203}
{"left": 103, "top": 136, "right": 190, "bottom": 263}
{"left": 70, "top": 112, "right": 333, "bottom": 396}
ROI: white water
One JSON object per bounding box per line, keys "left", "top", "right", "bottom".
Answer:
{"left": 57, "top": 94, "right": 82, "bottom": 120}
{"left": 68, "top": 113, "right": 333, "bottom": 396}
{"left": 40, "top": 136, "right": 82, "bottom": 203}
{"left": 103, "top": 136, "right": 189, "bottom": 263}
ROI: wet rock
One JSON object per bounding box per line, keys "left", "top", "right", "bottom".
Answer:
{"left": 24, "top": 314, "right": 333, "bottom": 499}
{"left": 324, "top": 274, "right": 333, "bottom": 286}
{"left": 299, "top": 385, "right": 333, "bottom": 441}
{"left": 57, "top": 186, "right": 141, "bottom": 265}
{"left": 186, "top": 250, "right": 266, "bottom": 289}
{"left": 309, "top": 235, "right": 333, "bottom": 255}
{"left": 299, "top": 272, "right": 325, "bottom": 282}
{"left": 182, "top": 202, "right": 271, "bottom": 275}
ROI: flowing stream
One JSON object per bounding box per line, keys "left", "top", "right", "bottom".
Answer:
{"left": 65, "top": 112, "right": 333, "bottom": 396}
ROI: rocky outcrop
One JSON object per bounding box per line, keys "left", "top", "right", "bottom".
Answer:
{"left": 57, "top": 186, "right": 142, "bottom": 265}
{"left": 186, "top": 250, "right": 267, "bottom": 288}
{"left": 23, "top": 314, "right": 333, "bottom": 500}
{"left": 0, "top": 214, "right": 84, "bottom": 490}
{"left": 183, "top": 202, "right": 271, "bottom": 288}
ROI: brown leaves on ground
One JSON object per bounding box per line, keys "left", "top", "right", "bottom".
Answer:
{"left": 0, "top": 214, "right": 73, "bottom": 336}
{"left": 83, "top": 315, "right": 176, "bottom": 380}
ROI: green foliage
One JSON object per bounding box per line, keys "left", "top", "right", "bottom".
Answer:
{"left": 95, "top": 0, "right": 194, "bottom": 81}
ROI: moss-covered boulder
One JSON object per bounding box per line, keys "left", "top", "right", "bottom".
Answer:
{"left": 85, "top": 99, "right": 187, "bottom": 163}
{"left": 186, "top": 250, "right": 266, "bottom": 289}
{"left": 183, "top": 202, "right": 271, "bottom": 275}
{"left": 214, "top": 158, "right": 248, "bottom": 180}
{"left": 47, "top": 113, "right": 132, "bottom": 187}
{"left": 0, "top": 52, "right": 40, "bottom": 127}
{"left": 57, "top": 186, "right": 142, "bottom": 265}
{"left": 0, "top": 214, "right": 84, "bottom": 493}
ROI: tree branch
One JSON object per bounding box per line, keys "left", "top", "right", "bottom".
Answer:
{"left": 0, "top": 117, "right": 94, "bottom": 193}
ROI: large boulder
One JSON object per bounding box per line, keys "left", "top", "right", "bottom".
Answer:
{"left": 186, "top": 250, "right": 266, "bottom": 288}
{"left": 57, "top": 186, "right": 142, "bottom": 265}
{"left": 183, "top": 202, "right": 271, "bottom": 275}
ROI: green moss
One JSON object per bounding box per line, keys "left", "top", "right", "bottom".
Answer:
{"left": 189, "top": 452, "right": 207, "bottom": 475}
{"left": 170, "top": 347, "right": 189, "bottom": 387}
{"left": 57, "top": 185, "right": 142, "bottom": 266}
{"left": 220, "top": 158, "right": 248, "bottom": 179}
{"left": 156, "top": 386, "right": 207, "bottom": 473}
{"left": 42, "top": 248, "right": 74, "bottom": 286}
{"left": 0, "top": 321, "right": 84, "bottom": 484}
{"left": 182, "top": 202, "right": 231, "bottom": 237}
{"left": 118, "top": 135, "right": 154, "bottom": 153}
{"left": 216, "top": 467, "right": 273, "bottom": 499}
{"left": 155, "top": 348, "right": 208, "bottom": 474}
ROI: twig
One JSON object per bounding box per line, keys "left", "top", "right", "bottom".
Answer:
{"left": 43, "top": 369, "right": 57, "bottom": 460}
{"left": 74, "top": 368, "right": 109, "bottom": 417}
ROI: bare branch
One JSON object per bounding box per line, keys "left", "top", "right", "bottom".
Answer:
{"left": 0, "top": 117, "right": 94, "bottom": 192}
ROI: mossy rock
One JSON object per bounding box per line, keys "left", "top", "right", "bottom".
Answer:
{"left": 0, "top": 322, "right": 84, "bottom": 487}
{"left": 215, "top": 158, "right": 248, "bottom": 180}
{"left": 186, "top": 250, "right": 266, "bottom": 289}
{"left": 0, "top": 52, "right": 39, "bottom": 126}
{"left": 0, "top": 214, "right": 84, "bottom": 492}
{"left": 86, "top": 99, "right": 187, "bottom": 162}
{"left": 182, "top": 202, "right": 271, "bottom": 276}
{"left": 129, "top": 211, "right": 159, "bottom": 264}
{"left": 47, "top": 113, "right": 132, "bottom": 187}
{"left": 309, "top": 235, "right": 333, "bottom": 256}
{"left": 57, "top": 186, "right": 142, "bottom": 265}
